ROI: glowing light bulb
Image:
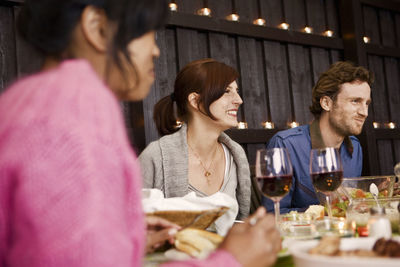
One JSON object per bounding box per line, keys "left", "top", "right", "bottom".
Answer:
{"left": 253, "top": 18, "right": 266, "bottom": 26}
{"left": 226, "top": 13, "right": 240, "bottom": 21}
{"left": 363, "top": 36, "right": 370, "bottom": 43}
{"left": 324, "top": 30, "right": 333, "bottom": 37}
{"left": 197, "top": 7, "right": 211, "bottom": 16}
{"left": 237, "top": 122, "right": 248, "bottom": 129}
{"left": 278, "top": 22, "right": 290, "bottom": 30}
{"left": 262, "top": 121, "right": 275, "bottom": 129}
{"left": 169, "top": 3, "right": 178, "bottom": 11}
{"left": 303, "top": 26, "right": 313, "bottom": 34}
{"left": 372, "top": 122, "right": 380, "bottom": 129}
{"left": 288, "top": 121, "right": 299, "bottom": 128}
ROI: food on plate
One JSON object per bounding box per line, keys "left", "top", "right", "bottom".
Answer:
{"left": 373, "top": 238, "right": 400, "bottom": 257}
{"left": 174, "top": 228, "right": 223, "bottom": 257}
{"left": 308, "top": 235, "right": 340, "bottom": 256}
{"left": 305, "top": 205, "right": 325, "bottom": 219}
{"left": 309, "top": 236, "right": 400, "bottom": 258}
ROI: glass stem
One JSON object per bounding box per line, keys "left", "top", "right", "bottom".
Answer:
{"left": 274, "top": 200, "right": 280, "bottom": 226}
{"left": 326, "top": 194, "right": 332, "bottom": 219}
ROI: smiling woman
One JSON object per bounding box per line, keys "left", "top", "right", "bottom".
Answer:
{"left": 139, "top": 58, "right": 252, "bottom": 220}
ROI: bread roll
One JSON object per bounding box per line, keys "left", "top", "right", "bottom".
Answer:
{"left": 175, "top": 228, "right": 223, "bottom": 257}
{"left": 305, "top": 205, "right": 325, "bottom": 219}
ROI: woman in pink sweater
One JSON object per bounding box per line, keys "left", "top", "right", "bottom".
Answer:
{"left": 0, "top": 1, "right": 280, "bottom": 267}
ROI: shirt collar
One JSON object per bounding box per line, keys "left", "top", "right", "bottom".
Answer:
{"left": 309, "top": 119, "right": 354, "bottom": 155}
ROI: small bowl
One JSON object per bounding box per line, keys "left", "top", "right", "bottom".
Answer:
{"left": 341, "top": 176, "right": 396, "bottom": 199}
{"left": 279, "top": 212, "right": 316, "bottom": 239}
{"left": 346, "top": 197, "right": 400, "bottom": 235}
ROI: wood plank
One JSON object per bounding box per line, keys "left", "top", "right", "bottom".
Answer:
{"left": 362, "top": 5, "right": 380, "bottom": 45}
{"left": 396, "top": 14, "right": 400, "bottom": 47}
{"left": 394, "top": 140, "right": 400, "bottom": 165}
{"left": 142, "top": 28, "right": 178, "bottom": 145}
{"left": 367, "top": 55, "right": 389, "bottom": 122}
{"left": 306, "top": 0, "right": 326, "bottom": 35}
{"left": 208, "top": 0, "right": 231, "bottom": 19}
{"left": 237, "top": 37, "right": 268, "bottom": 128}
{"left": 263, "top": 40, "right": 292, "bottom": 129}
{"left": 325, "top": 0, "right": 339, "bottom": 34}
{"left": 287, "top": 44, "right": 313, "bottom": 125}
{"left": 260, "top": 0, "right": 283, "bottom": 28}
{"left": 365, "top": 43, "right": 400, "bottom": 58}
{"left": 175, "top": 0, "right": 202, "bottom": 14}
{"left": 167, "top": 12, "right": 344, "bottom": 50}
{"left": 377, "top": 140, "right": 395, "bottom": 175}
{"left": 329, "top": 49, "right": 343, "bottom": 63}
{"left": 384, "top": 57, "right": 400, "bottom": 124}
{"left": 310, "top": 47, "right": 330, "bottom": 84}
{"left": 208, "top": 33, "right": 237, "bottom": 70}
{"left": 360, "top": 0, "right": 400, "bottom": 13}
{"left": 235, "top": 0, "right": 258, "bottom": 24}
{"left": 283, "top": 0, "right": 306, "bottom": 31}
{"left": 379, "top": 9, "right": 396, "bottom": 47}
{"left": 13, "top": 6, "right": 42, "bottom": 77}
{"left": 375, "top": 129, "right": 400, "bottom": 139}
{"left": 0, "top": 6, "right": 17, "bottom": 93}
{"left": 176, "top": 28, "right": 209, "bottom": 69}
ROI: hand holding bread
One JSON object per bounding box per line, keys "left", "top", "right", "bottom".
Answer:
{"left": 219, "top": 207, "right": 281, "bottom": 267}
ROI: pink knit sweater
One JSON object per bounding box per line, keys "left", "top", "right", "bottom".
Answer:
{"left": 0, "top": 60, "right": 239, "bottom": 267}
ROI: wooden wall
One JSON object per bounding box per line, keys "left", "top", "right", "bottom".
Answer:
{"left": 1, "top": 0, "right": 399, "bottom": 175}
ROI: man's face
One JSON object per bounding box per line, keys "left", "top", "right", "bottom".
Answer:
{"left": 328, "top": 81, "right": 371, "bottom": 137}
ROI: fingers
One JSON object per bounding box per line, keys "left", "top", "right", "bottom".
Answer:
{"left": 146, "top": 228, "right": 178, "bottom": 253}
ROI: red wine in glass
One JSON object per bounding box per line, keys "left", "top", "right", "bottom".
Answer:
{"left": 256, "top": 148, "right": 293, "bottom": 225}
{"left": 311, "top": 170, "right": 343, "bottom": 192}
{"left": 257, "top": 174, "right": 293, "bottom": 199}
{"left": 310, "top": 147, "right": 343, "bottom": 219}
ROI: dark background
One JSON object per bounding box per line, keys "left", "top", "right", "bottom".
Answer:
{"left": 1, "top": 0, "right": 399, "bottom": 176}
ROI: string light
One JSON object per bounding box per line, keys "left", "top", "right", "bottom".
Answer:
{"left": 262, "top": 121, "right": 275, "bottom": 129}
{"left": 237, "top": 122, "right": 248, "bottom": 129}
{"left": 278, "top": 22, "right": 290, "bottom": 30}
{"left": 323, "top": 30, "right": 334, "bottom": 37}
{"left": 169, "top": 0, "right": 177, "bottom": 11}
{"left": 288, "top": 121, "right": 299, "bottom": 128}
{"left": 303, "top": 26, "right": 313, "bottom": 34}
{"left": 386, "top": 122, "right": 396, "bottom": 129}
{"left": 253, "top": 0, "right": 266, "bottom": 26}
{"left": 253, "top": 18, "right": 266, "bottom": 26}
{"left": 363, "top": 36, "right": 370, "bottom": 43}
{"left": 226, "top": 13, "right": 240, "bottom": 21}
{"left": 226, "top": 0, "right": 239, "bottom": 21}
{"left": 197, "top": 0, "right": 211, "bottom": 16}
{"left": 372, "top": 122, "right": 380, "bottom": 129}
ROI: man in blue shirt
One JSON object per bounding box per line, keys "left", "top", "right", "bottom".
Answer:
{"left": 263, "top": 61, "right": 373, "bottom": 213}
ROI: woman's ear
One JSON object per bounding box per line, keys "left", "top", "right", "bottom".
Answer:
{"left": 320, "top": 96, "right": 332, "bottom": 112}
{"left": 80, "top": 6, "right": 109, "bottom": 52}
{"left": 187, "top": 92, "right": 199, "bottom": 110}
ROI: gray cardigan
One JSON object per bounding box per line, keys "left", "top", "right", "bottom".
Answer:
{"left": 138, "top": 124, "right": 251, "bottom": 219}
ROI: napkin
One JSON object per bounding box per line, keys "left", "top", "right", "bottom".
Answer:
{"left": 142, "top": 189, "right": 238, "bottom": 236}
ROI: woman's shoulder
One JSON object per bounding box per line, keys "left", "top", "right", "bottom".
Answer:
{"left": 219, "top": 132, "right": 245, "bottom": 154}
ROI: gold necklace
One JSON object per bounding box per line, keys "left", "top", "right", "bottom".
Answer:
{"left": 187, "top": 142, "right": 219, "bottom": 183}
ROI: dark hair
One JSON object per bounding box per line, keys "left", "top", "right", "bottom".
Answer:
{"left": 153, "top": 58, "right": 239, "bottom": 136}
{"left": 309, "top": 61, "right": 374, "bottom": 118}
{"left": 18, "top": 0, "right": 168, "bottom": 76}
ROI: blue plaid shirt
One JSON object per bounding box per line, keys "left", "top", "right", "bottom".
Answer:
{"left": 262, "top": 120, "right": 363, "bottom": 213}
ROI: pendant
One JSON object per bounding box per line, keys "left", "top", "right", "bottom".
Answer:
{"left": 204, "top": 171, "right": 211, "bottom": 177}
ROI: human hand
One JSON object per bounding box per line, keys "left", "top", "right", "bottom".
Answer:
{"left": 219, "top": 207, "right": 281, "bottom": 267}
{"left": 145, "top": 216, "right": 181, "bottom": 253}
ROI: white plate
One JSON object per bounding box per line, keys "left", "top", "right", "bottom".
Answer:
{"left": 289, "top": 237, "right": 400, "bottom": 267}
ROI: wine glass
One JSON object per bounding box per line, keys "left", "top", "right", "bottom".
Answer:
{"left": 310, "top": 147, "right": 343, "bottom": 219}
{"left": 255, "top": 148, "right": 293, "bottom": 225}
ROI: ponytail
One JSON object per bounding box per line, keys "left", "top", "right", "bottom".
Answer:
{"left": 153, "top": 94, "right": 178, "bottom": 136}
